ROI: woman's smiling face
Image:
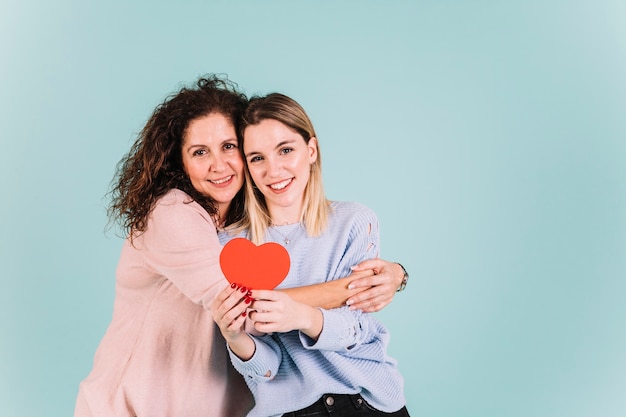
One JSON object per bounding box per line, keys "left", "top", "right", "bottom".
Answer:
{"left": 243, "top": 118, "right": 317, "bottom": 224}
{"left": 182, "top": 112, "right": 245, "bottom": 218}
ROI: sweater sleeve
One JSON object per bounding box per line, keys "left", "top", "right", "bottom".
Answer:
{"left": 138, "top": 189, "right": 228, "bottom": 310}
{"left": 300, "top": 204, "right": 383, "bottom": 352}
{"left": 228, "top": 334, "right": 282, "bottom": 382}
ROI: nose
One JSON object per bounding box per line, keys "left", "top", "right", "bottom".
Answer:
{"left": 266, "top": 156, "right": 282, "bottom": 178}
{"left": 210, "top": 154, "right": 226, "bottom": 172}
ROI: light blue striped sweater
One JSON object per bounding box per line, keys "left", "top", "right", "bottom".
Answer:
{"left": 218, "top": 201, "right": 406, "bottom": 417}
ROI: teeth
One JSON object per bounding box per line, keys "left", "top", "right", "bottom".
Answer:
{"left": 211, "top": 175, "right": 232, "bottom": 185}
{"left": 270, "top": 179, "right": 292, "bottom": 190}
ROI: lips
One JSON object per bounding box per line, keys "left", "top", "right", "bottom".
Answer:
{"left": 209, "top": 175, "right": 234, "bottom": 187}
{"left": 268, "top": 178, "right": 293, "bottom": 192}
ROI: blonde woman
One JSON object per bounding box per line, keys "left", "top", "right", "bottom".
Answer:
{"left": 212, "top": 93, "right": 410, "bottom": 417}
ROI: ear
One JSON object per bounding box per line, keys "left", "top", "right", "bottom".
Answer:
{"left": 307, "top": 137, "right": 318, "bottom": 164}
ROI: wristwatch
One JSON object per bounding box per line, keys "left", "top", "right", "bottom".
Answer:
{"left": 396, "top": 263, "right": 409, "bottom": 292}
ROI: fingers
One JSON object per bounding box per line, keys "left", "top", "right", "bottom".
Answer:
{"left": 223, "top": 307, "right": 248, "bottom": 332}
{"left": 247, "top": 291, "right": 297, "bottom": 333}
{"left": 250, "top": 289, "right": 280, "bottom": 301}
{"left": 350, "top": 257, "right": 383, "bottom": 272}
{"left": 253, "top": 320, "right": 275, "bottom": 334}
{"left": 248, "top": 309, "right": 274, "bottom": 325}
{"left": 249, "top": 306, "right": 279, "bottom": 334}
{"left": 360, "top": 301, "right": 389, "bottom": 313}
{"left": 351, "top": 260, "right": 404, "bottom": 290}
{"left": 348, "top": 278, "right": 390, "bottom": 301}
{"left": 346, "top": 269, "right": 376, "bottom": 289}
{"left": 348, "top": 271, "right": 387, "bottom": 289}
{"left": 349, "top": 294, "right": 393, "bottom": 312}
{"left": 213, "top": 283, "right": 253, "bottom": 330}
{"left": 248, "top": 297, "right": 289, "bottom": 321}
{"left": 346, "top": 283, "right": 395, "bottom": 311}
{"left": 214, "top": 283, "right": 250, "bottom": 305}
{"left": 250, "top": 306, "right": 297, "bottom": 334}
{"left": 248, "top": 289, "right": 284, "bottom": 312}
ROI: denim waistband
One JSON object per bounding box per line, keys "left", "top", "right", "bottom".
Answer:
{"left": 283, "top": 393, "right": 367, "bottom": 416}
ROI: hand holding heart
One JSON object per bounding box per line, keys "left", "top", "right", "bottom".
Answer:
{"left": 210, "top": 281, "right": 258, "bottom": 361}
{"left": 248, "top": 289, "right": 323, "bottom": 337}
{"left": 216, "top": 239, "right": 322, "bottom": 342}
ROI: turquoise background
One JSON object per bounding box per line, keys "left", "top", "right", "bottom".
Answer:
{"left": 2, "top": 1, "right": 625, "bottom": 416}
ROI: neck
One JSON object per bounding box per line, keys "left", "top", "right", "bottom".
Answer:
{"left": 268, "top": 206, "right": 303, "bottom": 226}
{"left": 216, "top": 202, "right": 230, "bottom": 227}
{"left": 270, "top": 219, "right": 301, "bottom": 226}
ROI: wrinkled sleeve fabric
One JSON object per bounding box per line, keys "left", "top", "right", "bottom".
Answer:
{"left": 139, "top": 190, "right": 228, "bottom": 309}
{"left": 228, "top": 334, "right": 282, "bottom": 382}
{"left": 301, "top": 205, "right": 383, "bottom": 353}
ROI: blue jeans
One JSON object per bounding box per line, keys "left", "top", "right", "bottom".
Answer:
{"left": 282, "top": 394, "right": 410, "bottom": 417}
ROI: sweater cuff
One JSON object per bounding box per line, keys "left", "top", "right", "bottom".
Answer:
{"left": 228, "top": 336, "right": 279, "bottom": 381}
{"left": 300, "top": 308, "right": 359, "bottom": 351}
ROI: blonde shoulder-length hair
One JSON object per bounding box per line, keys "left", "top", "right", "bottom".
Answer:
{"left": 236, "top": 93, "right": 329, "bottom": 245}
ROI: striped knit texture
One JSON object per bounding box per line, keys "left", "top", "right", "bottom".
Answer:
{"left": 219, "top": 201, "right": 406, "bottom": 417}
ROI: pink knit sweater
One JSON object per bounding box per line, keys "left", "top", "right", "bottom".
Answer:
{"left": 75, "top": 189, "right": 253, "bottom": 417}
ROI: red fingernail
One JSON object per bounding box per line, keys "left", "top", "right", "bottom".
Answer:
{"left": 230, "top": 283, "right": 237, "bottom": 289}
{"left": 245, "top": 297, "right": 252, "bottom": 304}
{"left": 246, "top": 290, "right": 252, "bottom": 297}
{"left": 240, "top": 286, "right": 247, "bottom": 293}
{"left": 241, "top": 312, "right": 247, "bottom": 318}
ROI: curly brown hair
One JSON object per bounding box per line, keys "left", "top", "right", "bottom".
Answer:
{"left": 107, "top": 74, "right": 248, "bottom": 239}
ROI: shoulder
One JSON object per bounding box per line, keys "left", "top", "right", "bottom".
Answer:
{"left": 327, "top": 201, "right": 380, "bottom": 256}
{"left": 156, "top": 188, "right": 193, "bottom": 206}
{"left": 329, "top": 201, "right": 378, "bottom": 223}
{"left": 137, "top": 189, "right": 218, "bottom": 247}
{"left": 150, "top": 188, "right": 214, "bottom": 228}
{"left": 154, "top": 189, "right": 203, "bottom": 212}
{"left": 327, "top": 201, "right": 379, "bottom": 235}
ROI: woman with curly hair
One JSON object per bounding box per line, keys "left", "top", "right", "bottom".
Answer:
{"left": 74, "top": 75, "right": 407, "bottom": 417}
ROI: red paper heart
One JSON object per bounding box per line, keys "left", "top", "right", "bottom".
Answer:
{"left": 219, "top": 238, "right": 290, "bottom": 290}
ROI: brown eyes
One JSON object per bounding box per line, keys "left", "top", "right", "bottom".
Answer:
{"left": 191, "top": 143, "right": 237, "bottom": 157}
